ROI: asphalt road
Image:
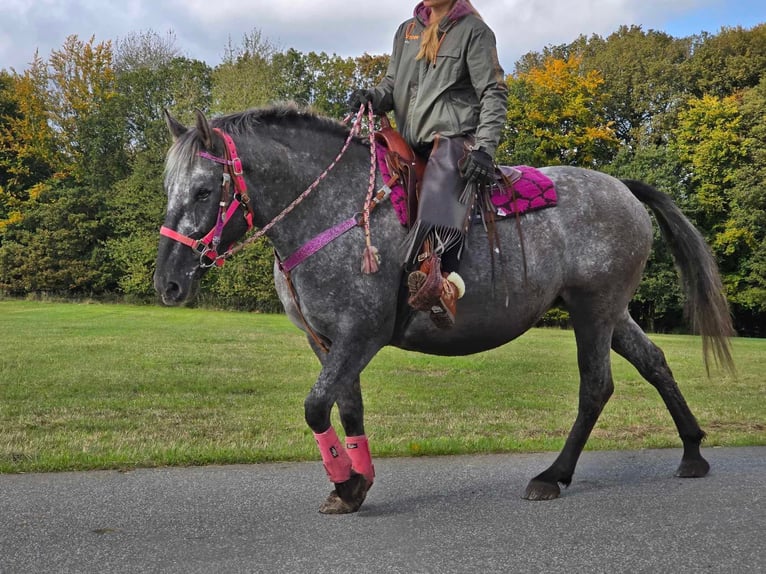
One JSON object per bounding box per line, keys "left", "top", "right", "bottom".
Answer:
{"left": 1, "top": 447, "right": 764, "bottom": 574}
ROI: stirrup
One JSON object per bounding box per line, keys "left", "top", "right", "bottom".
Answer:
{"left": 429, "top": 277, "right": 457, "bottom": 330}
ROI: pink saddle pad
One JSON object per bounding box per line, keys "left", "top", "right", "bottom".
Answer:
{"left": 376, "top": 144, "right": 557, "bottom": 226}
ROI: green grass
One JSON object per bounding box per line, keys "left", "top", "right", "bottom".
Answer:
{"left": 1, "top": 300, "right": 764, "bottom": 473}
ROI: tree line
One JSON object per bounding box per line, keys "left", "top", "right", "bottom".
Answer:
{"left": 0, "top": 25, "right": 764, "bottom": 336}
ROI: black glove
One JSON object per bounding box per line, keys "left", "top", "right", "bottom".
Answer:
{"left": 347, "top": 89, "right": 375, "bottom": 114}
{"left": 459, "top": 148, "right": 495, "bottom": 183}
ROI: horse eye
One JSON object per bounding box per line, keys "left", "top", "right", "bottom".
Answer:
{"left": 196, "top": 189, "right": 212, "bottom": 201}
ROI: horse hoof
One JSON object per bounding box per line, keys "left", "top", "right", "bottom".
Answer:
{"left": 523, "top": 479, "right": 561, "bottom": 501}
{"left": 319, "top": 490, "right": 358, "bottom": 514}
{"left": 675, "top": 457, "right": 710, "bottom": 478}
{"left": 318, "top": 473, "right": 370, "bottom": 514}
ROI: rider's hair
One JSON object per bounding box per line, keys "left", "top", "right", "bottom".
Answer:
{"left": 416, "top": 0, "right": 482, "bottom": 65}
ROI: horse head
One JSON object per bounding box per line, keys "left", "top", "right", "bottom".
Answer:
{"left": 154, "top": 109, "right": 253, "bottom": 306}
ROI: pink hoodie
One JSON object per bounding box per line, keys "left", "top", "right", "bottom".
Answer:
{"left": 414, "top": 0, "right": 475, "bottom": 26}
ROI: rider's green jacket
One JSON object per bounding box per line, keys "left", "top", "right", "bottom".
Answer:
{"left": 372, "top": 1, "right": 508, "bottom": 158}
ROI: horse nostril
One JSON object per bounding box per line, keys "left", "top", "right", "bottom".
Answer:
{"left": 163, "top": 281, "right": 183, "bottom": 303}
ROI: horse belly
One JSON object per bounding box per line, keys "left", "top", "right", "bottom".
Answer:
{"left": 397, "top": 214, "right": 565, "bottom": 356}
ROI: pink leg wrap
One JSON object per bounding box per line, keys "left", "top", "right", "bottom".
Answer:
{"left": 346, "top": 435, "right": 375, "bottom": 483}
{"left": 313, "top": 427, "right": 352, "bottom": 483}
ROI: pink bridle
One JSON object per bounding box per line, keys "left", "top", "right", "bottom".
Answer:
{"left": 160, "top": 128, "right": 255, "bottom": 268}
{"left": 159, "top": 105, "right": 380, "bottom": 271}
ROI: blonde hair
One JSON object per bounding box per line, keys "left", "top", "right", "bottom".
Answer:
{"left": 416, "top": 1, "right": 481, "bottom": 65}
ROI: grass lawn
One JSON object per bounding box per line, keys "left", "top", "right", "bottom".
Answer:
{"left": 1, "top": 300, "right": 764, "bottom": 473}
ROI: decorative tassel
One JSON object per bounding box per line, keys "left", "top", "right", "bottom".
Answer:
{"left": 360, "top": 102, "right": 381, "bottom": 275}
{"left": 362, "top": 245, "right": 380, "bottom": 274}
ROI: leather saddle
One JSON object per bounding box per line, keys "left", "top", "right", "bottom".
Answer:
{"left": 374, "top": 117, "right": 523, "bottom": 229}
{"left": 374, "top": 117, "right": 425, "bottom": 228}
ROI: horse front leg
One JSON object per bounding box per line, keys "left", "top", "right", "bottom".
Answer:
{"left": 304, "top": 349, "right": 378, "bottom": 514}
{"left": 337, "top": 376, "right": 376, "bottom": 485}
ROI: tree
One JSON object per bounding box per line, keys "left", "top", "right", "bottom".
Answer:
{"left": 498, "top": 54, "right": 618, "bottom": 167}
{"left": 579, "top": 26, "right": 691, "bottom": 146}
{"left": 0, "top": 179, "right": 112, "bottom": 294}
{"left": 114, "top": 29, "right": 180, "bottom": 73}
{"left": 118, "top": 56, "right": 212, "bottom": 154}
{"left": 0, "top": 55, "right": 57, "bottom": 207}
{"left": 720, "top": 80, "right": 766, "bottom": 329}
{"left": 684, "top": 24, "right": 766, "bottom": 99}
{"left": 47, "top": 35, "right": 127, "bottom": 188}
{"left": 672, "top": 93, "right": 745, "bottom": 229}
{"left": 212, "top": 29, "right": 281, "bottom": 113}
{"left": 113, "top": 30, "right": 211, "bottom": 154}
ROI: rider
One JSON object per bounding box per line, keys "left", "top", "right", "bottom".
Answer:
{"left": 349, "top": 0, "right": 508, "bottom": 329}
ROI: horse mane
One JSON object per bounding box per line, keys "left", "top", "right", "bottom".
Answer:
{"left": 212, "top": 103, "right": 352, "bottom": 139}
{"left": 165, "top": 103, "right": 357, "bottom": 184}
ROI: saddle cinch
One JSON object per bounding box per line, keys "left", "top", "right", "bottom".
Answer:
{"left": 373, "top": 117, "right": 557, "bottom": 230}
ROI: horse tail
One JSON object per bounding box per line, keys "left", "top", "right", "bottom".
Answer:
{"left": 621, "top": 179, "right": 735, "bottom": 374}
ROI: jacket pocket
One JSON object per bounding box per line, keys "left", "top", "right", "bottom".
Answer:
{"left": 434, "top": 45, "right": 464, "bottom": 83}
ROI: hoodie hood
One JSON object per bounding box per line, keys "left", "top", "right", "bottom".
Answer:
{"left": 414, "top": 0, "right": 475, "bottom": 26}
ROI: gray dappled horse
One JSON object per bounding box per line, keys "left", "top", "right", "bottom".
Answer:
{"left": 154, "top": 106, "right": 734, "bottom": 514}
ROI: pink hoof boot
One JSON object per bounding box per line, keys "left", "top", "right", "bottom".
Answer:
{"left": 346, "top": 435, "right": 375, "bottom": 485}
{"left": 313, "top": 427, "right": 352, "bottom": 483}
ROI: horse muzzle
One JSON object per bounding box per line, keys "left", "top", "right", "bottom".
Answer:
{"left": 153, "top": 269, "right": 198, "bottom": 306}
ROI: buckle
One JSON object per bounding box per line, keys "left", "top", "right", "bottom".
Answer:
{"left": 231, "top": 157, "right": 243, "bottom": 176}
{"left": 192, "top": 241, "right": 209, "bottom": 256}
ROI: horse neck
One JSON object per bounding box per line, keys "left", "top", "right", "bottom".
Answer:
{"left": 244, "top": 122, "right": 371, "bottom": 254}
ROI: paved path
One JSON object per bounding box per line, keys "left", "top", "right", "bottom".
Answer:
{"left": 1, "top": 447, "right": 764, "bottom": 573}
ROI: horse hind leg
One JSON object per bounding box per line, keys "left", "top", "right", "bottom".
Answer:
{"left": 611, "top": 314, "right": 709, "bottom": 478}
{"left": 525, "top": 316, "right": 616, "bottom": 500}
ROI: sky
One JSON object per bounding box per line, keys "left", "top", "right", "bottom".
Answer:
{"left": 1, "top": 0, "right": 765, "bottom": 75}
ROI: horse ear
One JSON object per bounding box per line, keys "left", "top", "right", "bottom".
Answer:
{"left": 194, "top": 108, "right": 214, "bottom": 150}
{"left": 164, "top": 109, "right": 188, "bottom": 140}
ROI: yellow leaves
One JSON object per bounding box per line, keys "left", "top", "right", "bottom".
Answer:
{"left": 27, "top": 182, "right": 49, "bottom": 201}
{"left": 43, "top": 35, "right": 118, "bottom": 180}
{"left": 504, "top": 54, "right": 617, "bottom": 166}
{"left": 0, "top": 210, "right": 23, "bottom": 232}
{"left": 713, "top": 222, "right": 756, "bottom": 256}
{"left": 525, "top": 55, "right": 605, "bottom": 96}
{"left": 674, "top": 93, "right": 748, "bottom": 218}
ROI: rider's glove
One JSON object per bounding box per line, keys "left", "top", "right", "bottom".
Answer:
{"left": 347, "top": 89, "right": 376, "bottom": 114}
{"left": 459, "top": 148, "right": 495, "bottom": 184}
